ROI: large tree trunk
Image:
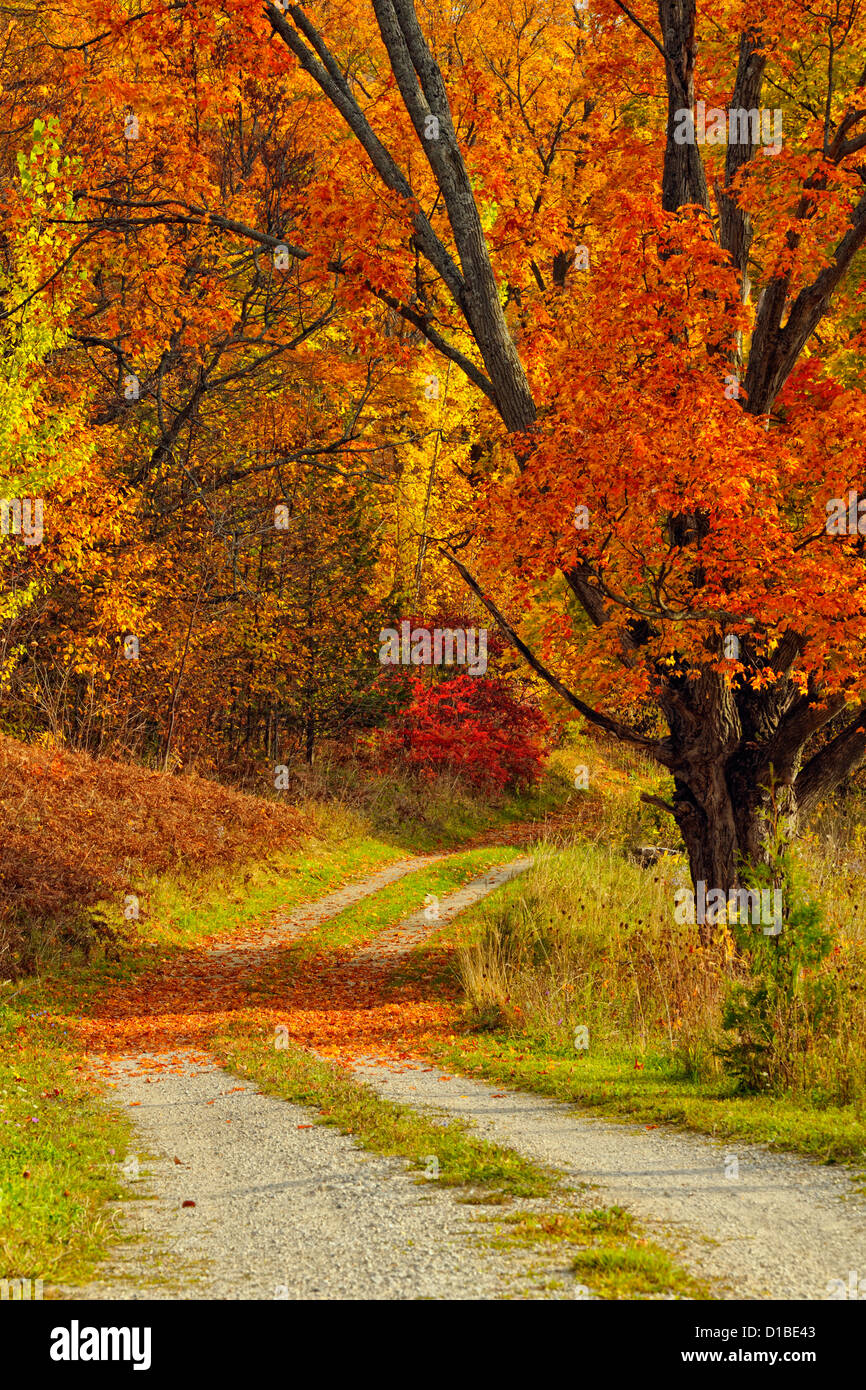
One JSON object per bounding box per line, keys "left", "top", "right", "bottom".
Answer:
{"left": 668, "top": 764, "right": 790, "bottom": 926}
{"left": 658, "top": 673, "right": 775, "bottom": 939}
{"left": 667, "top": 766, "right": 796, "bottom": 947}
{"left": 655, "top": 658, "right": 847, "bottom": 933}
{"left": 670, "top": 775, "right": 740, "bottom": 902}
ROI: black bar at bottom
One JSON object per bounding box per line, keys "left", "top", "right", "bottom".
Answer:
{"left": 1, "top": 1298, "right": 857, "bottom": 1380}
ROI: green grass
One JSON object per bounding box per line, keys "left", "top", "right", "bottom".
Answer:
{"left": 212, "top": 1024, "right": 553, "bottom": 1201}
{"left": 121, "top": 835, "right": 410, "bottom": 953}
{"left": 0, "top": 1010, "right": 132, "bottom": 1284}
{"left": 431, "top": 1036, "right": 866, "bottom": 1168}
{"left": 490, "top": 1206, "right": 709, "bottom": 1300}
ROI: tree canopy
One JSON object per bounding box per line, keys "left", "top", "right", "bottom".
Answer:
{"left": 3, "top": 0, "right": 866, "bottom": 890}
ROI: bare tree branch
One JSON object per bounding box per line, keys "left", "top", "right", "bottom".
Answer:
{"left": 611, "top": 0, "right": 667, "bottom": 60}
{"left": 263, "top": 2, "right": 466, "bottom": 305}
{"left": 440, "top": 547, "right": 668, "bottom": 757}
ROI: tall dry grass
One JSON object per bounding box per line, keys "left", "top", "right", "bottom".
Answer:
{"left": 458, "top": 843, "right": 727, "bottom": 1067}
{"left": 458, "top": 774, "right": 866, "bottom": 1104}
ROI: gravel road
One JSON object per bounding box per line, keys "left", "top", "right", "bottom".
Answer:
{"left": 352, "top": 1060, "right": 866, "bottom": 1301}
{"left": 337, "top": 856, "right": 533, "bottom": 975}
{"left": 55, "top": 850, "right": 866, "bottom": 1301}
{"left": 209, "top": 854, "right": 444, "bottom": 968}
{"left": 53, "top": 1054, "right": 569, "bottom": 1301}
{"left": 55, "top": 855, "right": 565, "bottom": 1301}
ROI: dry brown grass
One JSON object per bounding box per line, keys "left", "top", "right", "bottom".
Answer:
{"left": 0, "top": 734, "right": 306, "bottom": 973}
{"left": 456, "top": 843, "right": 729, "bottom": 1067}
{"left": 455, "top": 753, "right": 866, "bottom": 1103}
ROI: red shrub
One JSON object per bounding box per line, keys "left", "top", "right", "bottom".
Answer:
{"left": 383, "top": 675, "right": 549, "bottom": 791}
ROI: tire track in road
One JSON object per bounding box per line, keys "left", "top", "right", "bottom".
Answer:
{"left": 208, "top": 853, "right": 446, "bottom": 968}
{"left": 333, "top": 856, "right": 533, "bottom": 978}
{"left": 349, "top": 1057, "right": 866, "bottom": 1297}
{"left": 313, "top": 853, "right": 866, "bottom": 1302}
{"left": 52, "top": 1054, "right": 568, "bottom": 1301}
{"left": 59, "top": 851, "right": 554, "bottom": 1300}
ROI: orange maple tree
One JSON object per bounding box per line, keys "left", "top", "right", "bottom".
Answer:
{"left": 228, "top": 0, "right": 866, "bottom": 897}
{"left": 6, "top": 0, "right": 866, "bottom": 900}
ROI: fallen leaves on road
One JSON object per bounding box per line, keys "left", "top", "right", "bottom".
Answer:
{"left": 59, "top": 890, "right": 466, "bottom": 1081}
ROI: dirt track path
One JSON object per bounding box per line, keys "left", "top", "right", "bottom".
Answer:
{"left": 53, "top": 1053, "right": 569, "bottom": 1301}
{"left": 207, "top": 854, "right": 444, "bottom": 968}
{"left": 56, "top": 856, "right": 559, "bottom": 1301}
{"left": 351, "top": 1060, "right": 866, "bottom": 1301}
{"left": 58, "top": 849, "right": 866, "bottom": 1301}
